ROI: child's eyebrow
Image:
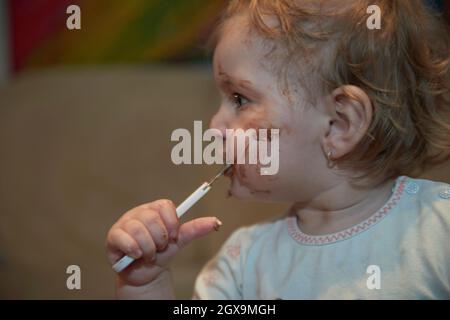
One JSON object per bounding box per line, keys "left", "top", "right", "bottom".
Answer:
{"left": 218, "top": 71, "right": 256, "bottom": 92}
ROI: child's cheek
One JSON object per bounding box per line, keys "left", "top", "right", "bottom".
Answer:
{"left": 228, "top": 107, "right": 291, "bottom": 197}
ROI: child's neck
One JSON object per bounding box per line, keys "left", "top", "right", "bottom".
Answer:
{"left": 291, "top": 176, "right": 396, "bottom": 236}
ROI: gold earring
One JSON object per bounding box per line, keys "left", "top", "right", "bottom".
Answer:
{"left": 326, "top": 150, "right": 333, "bottom": 160}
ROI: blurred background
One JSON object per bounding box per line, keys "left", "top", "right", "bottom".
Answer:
{"left": 0, "top": 0, "right": 449, "bottom": 299}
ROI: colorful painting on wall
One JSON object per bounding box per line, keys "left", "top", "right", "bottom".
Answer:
{"left": 9, "top": 0, "right": 225, "bottom": 72}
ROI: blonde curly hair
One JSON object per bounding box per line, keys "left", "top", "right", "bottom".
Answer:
{"left": 210, "top": 0, "right": 450, "bottom": 185}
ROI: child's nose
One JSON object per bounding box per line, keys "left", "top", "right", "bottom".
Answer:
{"left": 210, "top": 112, "right": 234, "bottom": 163}
{"left": 209, "top": 113, "right": 228, "bottom": 138}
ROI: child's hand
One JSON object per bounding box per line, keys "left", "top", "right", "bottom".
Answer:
{"left": 106, "top": 199, "right": 221, "bottom": 287}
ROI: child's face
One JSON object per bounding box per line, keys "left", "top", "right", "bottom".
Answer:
{"left": 210, "top": 15, "right": 331, "bottom": 203}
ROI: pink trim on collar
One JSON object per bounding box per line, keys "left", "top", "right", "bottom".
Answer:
{"left": 286, "top": 176, "right": 408, "bottom": 246}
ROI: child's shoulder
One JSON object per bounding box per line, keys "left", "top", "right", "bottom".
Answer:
{"left": 401, "top": 175, "right": 450, "bottom": 219}
{"left": 404, "top": 175, "right": 450, "bottom": 202}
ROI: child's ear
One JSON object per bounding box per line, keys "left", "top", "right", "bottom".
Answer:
{"left": 323, "top": 85, "right": 373, "bottom": 160}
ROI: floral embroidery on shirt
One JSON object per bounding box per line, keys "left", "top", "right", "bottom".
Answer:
{"left": 226, "top": 243, "right": 241, "bottom": 260}
{"left": 203, "top": 270, "right": 220, "bottom": 286}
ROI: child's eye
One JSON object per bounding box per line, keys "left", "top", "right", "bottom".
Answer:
{"left": 232, "top": 93, "right": 250, "bottom": 109}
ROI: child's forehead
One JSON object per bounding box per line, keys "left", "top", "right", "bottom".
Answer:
{"left": 212, "top": 28, "right": 273, "bottom": 84}
{"left": 213, "top": 35, "right": 287, "bottom": 103}
{"left": 213, "top": 16, "right": 275, "bottom": 70}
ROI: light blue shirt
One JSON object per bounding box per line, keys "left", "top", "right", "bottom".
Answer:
{"left": 193, "top": 176, "right": 450, "bottom": 299}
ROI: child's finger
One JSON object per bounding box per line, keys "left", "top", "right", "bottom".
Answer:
{"left": 122, "top": 219, "right": 156, "bottom": 262}
{"left": 118, "top": 201, "right": 162, "bottom": 225}
{"left": 141, "top": 214, "right": 170, "bottom": 252}
{"left": 157, "top": 199, "right": 179, "bottom": 240}
{"left": 106, "top": 228, "right": 142, "bottom": 264}
{"left": 177, "top": 217, "right": 222, "bottom": 248}
{"left": 134, "top": 209, "right": 170, "bottom": 251}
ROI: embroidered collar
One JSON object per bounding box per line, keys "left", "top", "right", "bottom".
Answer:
{"left": 286, "top": 176, "right": 408, "bottom": 246}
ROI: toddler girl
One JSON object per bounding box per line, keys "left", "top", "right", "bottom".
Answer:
{"left": 106, "top": 0, "right": 450, "bottom": 299}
